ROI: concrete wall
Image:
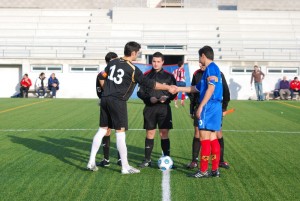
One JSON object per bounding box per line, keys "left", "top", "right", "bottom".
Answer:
{"left": 0, "top": 8, "right": 299, "bottom": 99}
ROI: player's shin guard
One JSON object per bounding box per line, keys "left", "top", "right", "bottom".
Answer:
{"left": 116, "top": 132, "right": 130, "bottom": 169}
{"left": 88, "top": 128, "right": 107, "bottom": 165}
{"left": 145, "top": 138, "right": 154, "bottom": 161}
{"left": 218, "top": 137, "right": 224, "bottom": 162}
{"left": 211, "top": 139, "right": 220, "bottom": 171}
{"left": 161, "top": 139, "right": 170, "bottom": 156}
{"left": 192, "top": 137, "right": 200, "bottom": 162}
{"left": 200, "top": 140, "right": 210, "bottom": 172}
{"left": 102, "top": 136, "right": 110, "bottom": 160}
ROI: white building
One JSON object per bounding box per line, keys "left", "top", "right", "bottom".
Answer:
{"left": 0, "top": 0, "right": 299, "bottom": 99}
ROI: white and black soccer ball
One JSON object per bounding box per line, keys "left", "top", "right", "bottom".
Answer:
{"left": 158, "top": 156, "right": 173, "bottom": 171}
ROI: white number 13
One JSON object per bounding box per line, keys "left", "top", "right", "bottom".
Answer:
{"left": 108, "top": 65, "right": 124, "bottom": 84}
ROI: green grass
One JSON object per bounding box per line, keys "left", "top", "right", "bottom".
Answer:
{"left": 0, "top": 98, "right": 300, "bottom": 201}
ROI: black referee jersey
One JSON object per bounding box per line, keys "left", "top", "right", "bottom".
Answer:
{"left": 137, "top": 68, "right": 177, "bottom": 105}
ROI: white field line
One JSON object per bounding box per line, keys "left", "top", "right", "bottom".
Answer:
{"left": 0, "top": 128, "right": 299, "bottom": 134}
{"left": 162, "top": 170, "right": 171, "bottom": 201}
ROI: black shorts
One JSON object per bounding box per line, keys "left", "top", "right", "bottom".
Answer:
{"left": 100, "top": 96, "right": 128, "bottom": 130}
{"left": 143, "top": 104, "right": 173, "bottom": 130}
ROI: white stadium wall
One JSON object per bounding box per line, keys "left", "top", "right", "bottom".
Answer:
{"left": 0, "top": 7, "right": 299, "bottom": 99}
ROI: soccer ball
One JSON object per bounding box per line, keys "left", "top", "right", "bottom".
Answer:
{"left": 158, "top": 156, "right": 173, "bottom": 171}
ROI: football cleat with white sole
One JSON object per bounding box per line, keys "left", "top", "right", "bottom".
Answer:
{"left": 96, "top": 159, "right": 110, "bottom": 167}
{"left": 138, "top": 159, "right": 152, "bottom": 168}
{"left": 219, "top": 161, "right": 230, "bottom": 169}
{"left": 186, "top": 161, "right": 198, "bottom": 169}
{"left": 87, "top": 163, "right": 98, "bottom": 172}
{"left": 121, "top": 166, "right": 140, "bottom": 174}
{"left": 210, "top": 169, "right": 220, "bottom": 177}
{"left": 189, "top": 170, "right": 209, "bottom": 178}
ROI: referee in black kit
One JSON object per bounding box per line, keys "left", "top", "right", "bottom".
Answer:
{"left": 137, "top": 52, "right": 177, "bottom": 168}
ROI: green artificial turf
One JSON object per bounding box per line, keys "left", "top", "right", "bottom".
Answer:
{"left": 0, "top": 98, "right": 299, "bottom": 201}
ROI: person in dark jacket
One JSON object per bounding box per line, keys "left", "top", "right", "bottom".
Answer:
{"left": 48, "top": 73, "right": 59, "bottom": 98}
{"left": 279, "top": 76, "right": 291, "bottom": 100}
{"left": 186, "top": 65, "right": 231, "bottom": 169}
{"left": 137, "top": 52, "right": 177, "bottom": 168}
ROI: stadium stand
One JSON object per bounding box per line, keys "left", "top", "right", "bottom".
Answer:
{"left": 0, "top": 0, "right": 299, "bottom": 99}
{"left": 1, "top": 8, "right": 298, "bottom": 62}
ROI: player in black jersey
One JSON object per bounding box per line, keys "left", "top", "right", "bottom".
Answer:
{"left": 137, "top": 52, "right": 177, "bottom": 168}
{"left": 95, "top": 52, "right": 122, "bottom": 167}
{"left": 87, "top": 41, "right": 177, "bottom": 174}
{"left": 186, "top": 65, "right": 231, "bottom": 169}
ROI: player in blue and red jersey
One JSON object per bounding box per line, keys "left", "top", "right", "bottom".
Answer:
{"left": 176, "top": 46, "right": 223, "bottom": 178}
{"left": 187, "top": 65, "right": 230, "bottom": 170}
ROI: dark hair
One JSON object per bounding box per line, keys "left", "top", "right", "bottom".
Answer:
{"left": 198, "top": 46, "right": 214, "bottom": 60}
{"left": 124, "top": 41, "right": 141, "bottom": 57}
{"left": 152, "top": 52, "right": 164, "bottom": 61}
{"left": 24, "top": 74, "right": 28, "bottom": 77}
{"left": 295, "top": 77, "right": 298, "bottom": 80}
{"left": 39, "top": 72, "right": 45, "bottom": 77}
{"left": 178, "top": 61, "right": 184, "bottom": 67}
{"left": 105, "top": 52, "right": 118, "bottom": 63}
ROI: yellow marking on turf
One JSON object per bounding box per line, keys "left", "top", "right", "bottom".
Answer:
{"left": 276, "top": 101, "right": 300, "bottom": 109}
{"left": 0, "top": 100, "right": 51, "bottom": 114}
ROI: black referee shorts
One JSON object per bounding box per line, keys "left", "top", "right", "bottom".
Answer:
{"left": 143, "top": 104, "right": 173, "bottom": 130}
{"left": 100, "top": 96, "right": 128, "bottom": 130}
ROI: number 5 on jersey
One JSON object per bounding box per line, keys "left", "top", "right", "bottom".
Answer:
{"left": 108, "top": 65, "right": 125, "bottom": 84}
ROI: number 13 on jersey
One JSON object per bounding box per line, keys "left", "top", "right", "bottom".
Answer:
{"left": 108, "top": 65, "right": 125, "bottom": 84}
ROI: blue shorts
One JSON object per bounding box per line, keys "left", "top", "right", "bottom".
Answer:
{"left": 198, "top": 101, "right": 222, "bottom": 131}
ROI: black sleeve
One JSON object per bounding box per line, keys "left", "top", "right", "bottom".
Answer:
{"left": 98, "top": 66, "right": 109, "bottom": 80}
{"left": 221, "top": 72, "right": 230, "bottom": 112}
{"left": 189, "top": 74, "right": 197, "bottom": 115}
{"left": 96, "top": 75, "right": 102, "bottom": 99}
{"left": 168, "top": 76, "right": 177, "bottom": 101}
{"left": 137, "top": 83, "right": 151, "bottom": 104}
{"left": 134, "top": 68, "right": 156, "bottom": 89}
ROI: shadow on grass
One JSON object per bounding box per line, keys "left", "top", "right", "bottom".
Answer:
{"left": 9, "top": 134, "right": 189, "bottom": 173}
{"left": 9, "top": 135, "right": 87, "bottom": 170}
{"left": 73, "top": 135, "right": 190, "bottom": 174}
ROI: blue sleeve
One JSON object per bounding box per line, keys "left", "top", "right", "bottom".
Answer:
{"left": 195, "top": 81, "right": 201, "bottom": 91}
{"left": 48, "top": 78, "right": 52, "bottom": 87}
{"left": 207, "top": 66, "right": 218, "bottom": 86}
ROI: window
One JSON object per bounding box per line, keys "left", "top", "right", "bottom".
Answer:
{"left": 283, "top": 69, "right": 298, "bottom": 74}
{"left": 268, "top": 69, "right": 281, "bottom": 74}
{"left": 32, "top": 66, "right": 46, "bottom": 71}
{"left": 147, "top": 45, "right": 184, "bottom": 50}
{"left": 70, "top": 65, "right": 99, "bottom": 73}
{"left": 31, "top": 64, "right": 63, "bottom": 72}
{"left": 230, "top": 67, "right": 253, "bottom": 74}
{"left": 267, "top": 68, "right": 298, "bottom": 75}
{"left": 71, "top": 67, "right": 84, "bottom": 72}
